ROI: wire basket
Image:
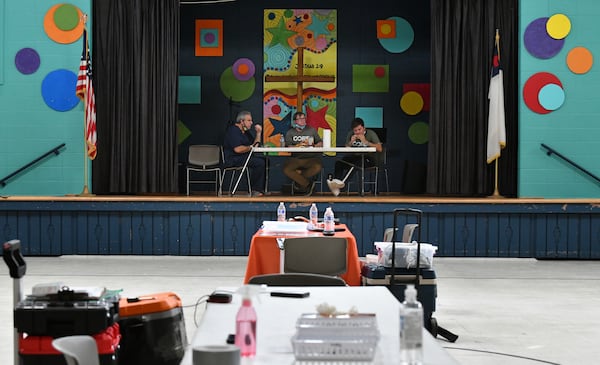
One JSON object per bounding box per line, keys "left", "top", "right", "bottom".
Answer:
{"left": 292, "top": 313, "right": 380, "bottom": 361}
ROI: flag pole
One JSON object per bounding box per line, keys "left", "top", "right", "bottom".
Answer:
{"left": 79, "top": 14, "right": 93, "bottom": 197}
{"left": 488, "top": 29, "right": 504, "bottom": 199}
{"left": 492, "top": 159, "right": 501, "bottom": 197}
{"left": 492, "top": 29, "right": 502, "bottom": 198}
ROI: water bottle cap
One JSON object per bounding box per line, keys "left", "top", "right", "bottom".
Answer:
{"left": 404, "top": 284, "right": 417, "bottom": 301}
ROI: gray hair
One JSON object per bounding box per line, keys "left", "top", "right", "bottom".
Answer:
{"left": 236, "top": 110, "right": 251, "bottom": 123}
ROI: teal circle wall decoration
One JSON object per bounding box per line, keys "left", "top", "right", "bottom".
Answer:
{"left": 378, "top": 17, "right": 414, "bottom": 53}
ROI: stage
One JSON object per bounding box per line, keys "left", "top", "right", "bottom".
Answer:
{"left": 1, "top": 193, "right": 599, "bottom": 259}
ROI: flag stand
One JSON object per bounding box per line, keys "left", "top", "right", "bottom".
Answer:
{"left": 79, "top": 148, "right": 94, "bottom": 197}
{"left": 486, "top": 29, "right": 505, "bottom": 199}
{"left": 77, "top": 14, "right": 95, "bottom": 197}
{"left": 488, "top": 159, "right": 503, "bottom": 198}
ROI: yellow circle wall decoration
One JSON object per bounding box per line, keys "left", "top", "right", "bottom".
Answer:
{"left": 546, "top": 14, "right": 571, "bottom": 40}
{"left": 400, "top": 91, "right": 424, "bottom": 115}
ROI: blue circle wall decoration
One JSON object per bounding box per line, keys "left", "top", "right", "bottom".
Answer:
{"left": 41, "top": 69, "right": 80, "bottom": 112}
{"left": 15, "top": 48, "right": 41, "bottom": 75}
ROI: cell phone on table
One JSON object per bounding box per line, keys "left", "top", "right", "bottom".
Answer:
{"left": 270, "top": 291, "right": 310, "bottom": 298}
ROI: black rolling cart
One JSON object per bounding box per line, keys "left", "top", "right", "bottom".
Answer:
{"left": 362, "top": 208, "right": 458, "bottom": 343}
{"left": 3, "top": 239, "right": 27, "bottom": 365}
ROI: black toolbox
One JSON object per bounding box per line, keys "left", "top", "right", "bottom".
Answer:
{"left": 14, "top": 289, "right": 119, "bottom": 337}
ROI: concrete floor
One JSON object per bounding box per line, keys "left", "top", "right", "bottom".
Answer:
{"left": 1, "top": 255, "right": 598, "bottom": 365}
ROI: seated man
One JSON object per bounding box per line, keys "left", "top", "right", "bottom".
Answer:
{"left": 333, "top": 117, "right": 383, "bottom": 182}
{"left": 283, "top": 111, "right": 323, "bottom": 196}
{"left": 222, "top": 111, "right": 265, "bottom": 196}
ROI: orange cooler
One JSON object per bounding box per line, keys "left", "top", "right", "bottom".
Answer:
{"left": 118, "top": 292, "right": 187, "bottom": 365}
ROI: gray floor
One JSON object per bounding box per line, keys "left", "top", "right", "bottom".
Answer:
{"left": 1, "top": 255, "right": 598, "bottom": 365}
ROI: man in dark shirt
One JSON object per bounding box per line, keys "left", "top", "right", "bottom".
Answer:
{"left": 223, "top": 111, "right": 265, "bottom": 196}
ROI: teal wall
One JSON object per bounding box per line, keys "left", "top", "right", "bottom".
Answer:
{"left": 0, "top": 1, "right": 91, "bottom": 196}
{"left": 519, "top": 0, "right": 600, "bottom": 197}
{"left": 1, "top": 1, "right": 599, "bottom": 197}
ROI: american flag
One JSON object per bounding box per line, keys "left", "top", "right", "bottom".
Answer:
{"left": 76, "top": 29, "right": 97, "bottom": 160}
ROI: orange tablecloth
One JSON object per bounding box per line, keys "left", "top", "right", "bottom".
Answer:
{"left": 243, "top": 224, "right": 362, "bottom": 286}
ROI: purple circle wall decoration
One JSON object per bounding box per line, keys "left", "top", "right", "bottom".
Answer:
{"left": 204, "top": 33, "right": 215, "bottom": 43}
{"left": 232, "top": 58, "right": 256, "bottom": 81}
{"left": 524, "top": 17, "right": 565, "bottom": 59}
{"left": 15, "top": 48, "right": 41, "bottom": 75}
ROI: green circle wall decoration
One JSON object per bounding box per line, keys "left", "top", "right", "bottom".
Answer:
{"left": 54, "top": 4, "right": 80, "bottom": 31}
{"left": 220, "top": 66, "right": 255, "bottom": 102}
{"left": 408, "top": 121, "right": 429, "bottom": 145}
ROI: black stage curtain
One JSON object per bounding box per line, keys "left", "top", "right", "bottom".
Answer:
{"left": 92, "top": 0, "right": 179, "bottom": 194}
{"left": 428, "top": 1, "right": 518, "bottom": 197}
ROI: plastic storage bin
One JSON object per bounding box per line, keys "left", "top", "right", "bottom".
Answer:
{"left": 374, "top": 241, "right": 437, "bottom": 268}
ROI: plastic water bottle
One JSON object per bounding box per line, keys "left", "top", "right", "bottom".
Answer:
{"left": 280, "top": 134, "right": 285, "bottom": 147}
{"left": 309, "top": 203, "right": 318, "bottom": 228}
{"left": 277, "top": 202, "right": 286, "bottom": 222}
{"left": 399, "top": 284, "right": 423, "bottom": 365}
{"left": 323, "top": 206, "right": 335, "bottom": 234}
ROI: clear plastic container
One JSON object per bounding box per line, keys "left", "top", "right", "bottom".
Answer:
{"left": 291, "top": 313, "right": 379, "bottom": 361}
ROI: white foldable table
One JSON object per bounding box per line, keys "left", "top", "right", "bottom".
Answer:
{"left": 231, "top": 146, "right": 376, "bottom": 195}
{"left": 180, "top": 286, "right": 459, "bottom": 365}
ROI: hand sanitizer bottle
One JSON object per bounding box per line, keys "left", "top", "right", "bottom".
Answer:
{"left": 280, "top": 134, "right": 285, "bottom": 147}
{"left": 277, "top": 202, "right": 286, "bottom": 222}
{"left": 309, "top": 203, "right": 318, "bottom": 228}
{"left": 399, "top": 284, "right": 423, "bottom": 364}
{"left": 235, "top": 285, "right": 259, "bottom": 357}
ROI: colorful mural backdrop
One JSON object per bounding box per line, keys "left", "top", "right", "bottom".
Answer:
{"left": 263, "top": 9, "right": 337, "bottom": 150}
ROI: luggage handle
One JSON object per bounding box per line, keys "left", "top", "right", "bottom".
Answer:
{"left": 3, "top": 239, "right": 27, "bottom": 279}
{"left": 390, "top": 209, "right": 422, "bottom": 288}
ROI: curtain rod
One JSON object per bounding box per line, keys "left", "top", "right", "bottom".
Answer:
{"left": 180, "top": 0, "right": 236, "bottom": 4}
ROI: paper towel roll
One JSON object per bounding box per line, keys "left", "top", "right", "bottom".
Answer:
{"left": 323, "top": 129, "right": 331, "bottom": 148}
{"left": 193, "top": 345, "right": 240, "bottom": 365}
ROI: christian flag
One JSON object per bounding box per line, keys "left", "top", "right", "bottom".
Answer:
{"left": 486, "top": 30, "right": 506, "bottom": 164}
{"left": 76, "top": 29, "right": 97, "bottom": 160}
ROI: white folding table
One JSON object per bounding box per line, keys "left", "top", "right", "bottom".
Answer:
{"left": 230, "top": 146, "right": 376, "bottom": 195}
{"left": 180, "top": 286, "right": 459, "bottom": 365}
